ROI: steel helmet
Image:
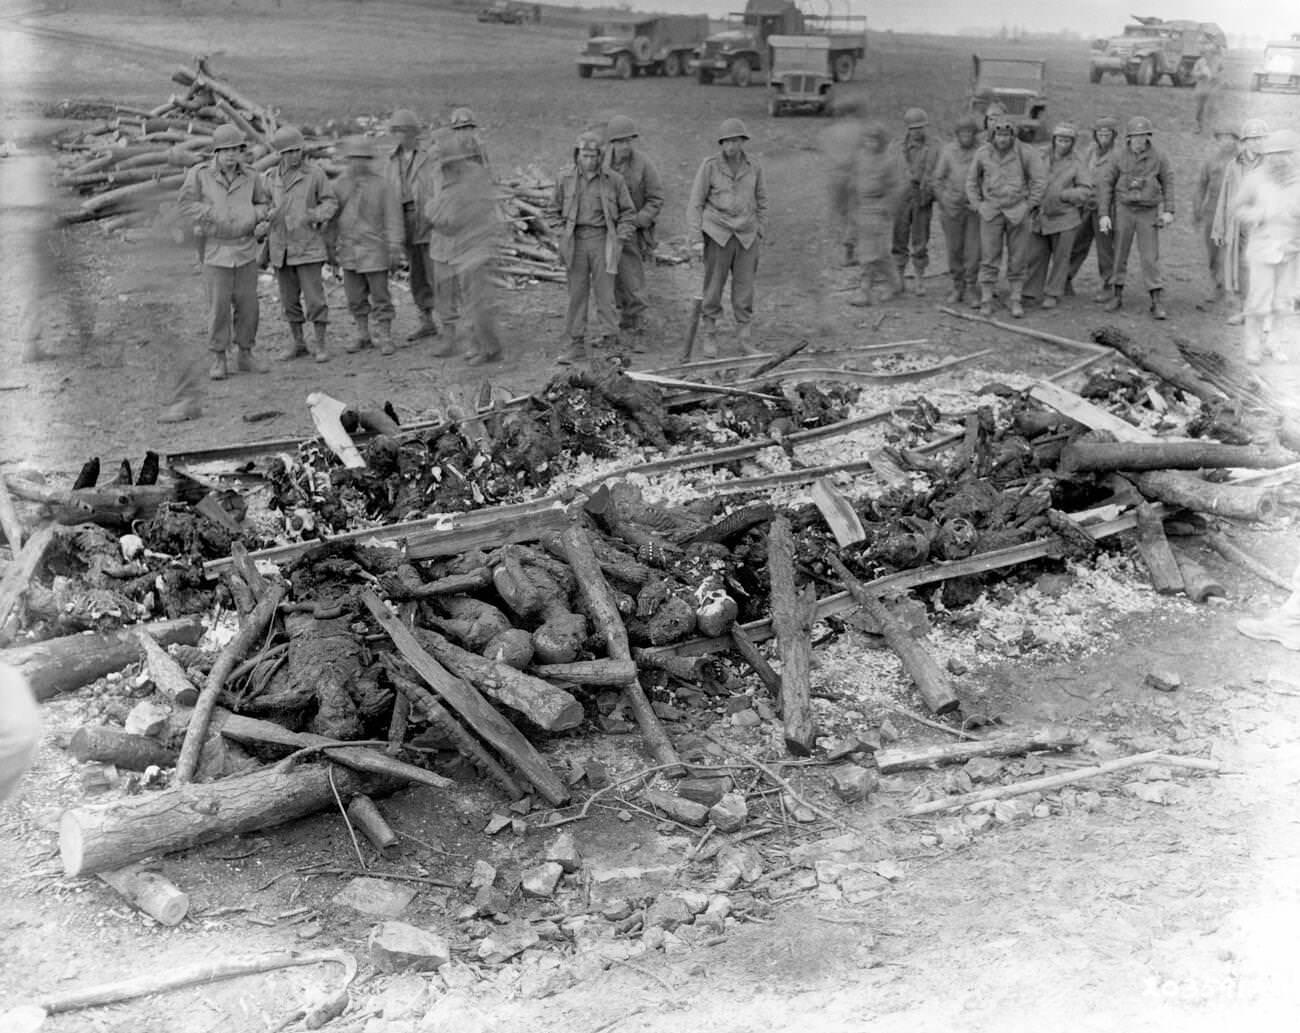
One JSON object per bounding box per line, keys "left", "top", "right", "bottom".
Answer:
{"left": 450, "top": 107, "right": 477, "bottom": 130}
{"left": 1093, "top": 115, "right": 1119, "bottom": 132}
{"left": 272, "top": 125, "right": 305, "bottom": 152}
{"left": 1240, "top": 118, "right": 1270, "bottom": 140}
{"left": 388, "top": 108, "right": 420, "bottom": 131}
{"left": 341, "top": 135, "right": 376, "bottom": 160}
{"left": 211, "top": 124, "right": 246, "bottom": 150}
{"left": 903, "top": 107, "right": 928, "bottom": 129}
{"left": 717, "top": 117, "right": 749, "bottom": 142}
{"left": 606, "top": 115, "right": 638, "bottom": 142}
{"left": 1051, "top": 122, "right": 1078, "bottom": 140}
{"left": 1126, "top": 116, "right": 1154, "bottom": 137}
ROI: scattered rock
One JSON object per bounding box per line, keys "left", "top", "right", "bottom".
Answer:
{"left": 677, "top": 777, "right": 730, "bottom": 807}
{"left": 468, "top": 860, "right": 496, "bottom": 890}
{"left": 600, "top": 897, "right": 633, "bottom": 922}
{"left": 839, "top": 869, "right": 888, "bottom": 904}
{"left": 963, "top": 756, "right": 1005, "bottom": 783}
{"left": 694, "top": 893, "right": 732, "bottom": 933}
{"left": 1145, "top": 669, "right": 1183, "bottom": 692}
{"left": 509, "top": 796, "right": 533, "bottom": 815}
{"left": 1036, "top": 572, "right": 1072, "bottom": 597}
{"left": 822, "top": 736, "right": 865, "bottom": 761}
{"left": 589, "top": 863, "right": 677, "bottom": 905}
{"left": 1126, "top": 781, "right": 1193, "bottom": 806}
{"left": 644, "top": 895, "right": 693, "bottom": 932}
{"left": 946, "top": 657, "right": 969, "bottom": 676}
{"left": 1032, "top": 802, "right": 1052, "bottom": 818}
{"left": 641, "top": 926, "right": 666, "bottom": 951}
{"left": 368, "top": 921, "right": 451, "bottom": 973}
{"left": 483, "top": 813, "right": 511, "bottom": 836}
{"left": 1018, "top": 754, "right": 1046, "bottom": 776}
{"left": 873, "top": 858, "right": 904, "bottom": 881}
{"left": 730, "top": 708, "right": 761, "bottom": 728}
{"left": 754, "top": 700, "right": 776, "bottom": 722}
{"left": 643, "top": 789, "right": 708, "bottom": 826}
{"left": 879, "top": 717, "right": 901, "bottom": 743}
{"left": 332, "top": 878, "right": 416, "bottom": 919}
{"left": 476, "top": 921, "right": 540, "bottom": 964}
{"left": 677, "top": 889, "right": 709, "bottom": 915}
{"left": 993, "top": 798, "right": 1034, "bottom": 824}
{"left": 789, "top": 832, "right": 873, "bottom": 867}
{"left": 712, "top": 843, "right": 762, "bottom": 891}
{"left": 376, "top": 972, "right": 430, "bottom": 1019}
{"left": 582, "top": 759, "right": 610, "bottom": 789}
{"left": 543, "top": 831, "right": 582, "bottom": 873}
{"left": 782, "top": 793, "right": 817, "bottom": 822}
{"left": 521, "top": 861, "right": 564, "bottom": 899}
{"left": 472, "top": 884, "right": 513, "bottom": 917}
{"left": 123, "top": 700, "right": 170, "bottom": 738}
{"left": 829, "top": 764, "right": 877, "bottom": 803}
{"left": 708, "top": 792, "right": 748, "bottom": 832}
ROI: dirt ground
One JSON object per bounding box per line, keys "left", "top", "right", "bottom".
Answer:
{"left": 3, "top": 1, "right": 1300, "bottom": 1030}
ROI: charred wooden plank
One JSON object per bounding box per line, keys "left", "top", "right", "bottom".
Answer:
{"left": 767, "top": 516, "right": 817, "bottom": 754}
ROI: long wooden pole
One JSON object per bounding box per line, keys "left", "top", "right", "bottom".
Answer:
{"left": 767, "top": 516, "right": 817, "bottom": 755}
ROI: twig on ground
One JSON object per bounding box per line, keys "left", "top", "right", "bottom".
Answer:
{"left": 328, "top": 765, "right": 367, "bottom": 870}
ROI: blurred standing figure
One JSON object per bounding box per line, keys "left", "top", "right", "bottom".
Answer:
{"left": 1213, "top": 119, "right": 1269, "bottom": 325}
{"left": 0, "top": 663, "right": 40, "bottom": 804}
{"left": 605, "top": 115, "right": 664, "bottom": 346}
{"left": 891, "top": 107, "right": 940, "bottom": 295}
{"left": 334, "top": 136, "right": 404, "bottom": 356}
{"left": 688, "top": 118, "right": 768, "bottom": 357}
{"left": 1067, "top": 114, "right": 1119, "bottom": 301}
{"left": 266, "top": 125, "right": 338, "bottom": 363}
{"left": 848, "top": 121, "right": 902, "bottom": 307}
{"left": 449, "top": 108, "right": 492, "bottom": 173}
{"left": 1098, "top": 115, "right": 1175, "bottom": 320}
{"left": 1192, "top": 44, "right": 1223, "bottom": 136}
{"left": 385, "top": 108, "right": 439, "bottom": 343}
{"left": 1230, "top": 130, "right": 1300, "bottom": 363}
{"left": 177, "top": 123, "right": 272, "bottom": 381}
{"left": 426, "top": 133, "right": 505, "bottom": 365}
{"left": 1193, "top": 126, "right": 1240, "bottom": 307}
{"left": 1023, "top": 123, "right": 1093, "bottom": 311}
{"left": 931, "top": 114, "right": 982, "bottom": 306}
{"left": 554, "top": 130, "right": 635, "bottom": 364}
{"left": 966, "top": 115, "right": 1046, "bottom": 318}
{"left": 819, "top": 98, "right": 866, "bottom": 267}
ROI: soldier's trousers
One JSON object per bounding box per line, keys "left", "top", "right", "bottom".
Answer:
{"left": 1068, "top": 209, "right": 1114, "bottom": 290}
{"left": 614, "top": 237, "right": 648, "bottom": 330}
{"left": 1202, "top": 218, "right": 1224, "bottom": 292}
{"left": 402, "top": 205, "right": 435, "bottom": 314}
{"left": 204, "top": 261, "right": 259, "bottom": 353}
{"left": 977, "top": 212, "right": 1031, "bottom": 288}
{"left": 461, "top": 261, "right": 502, "bottom": 358}
{"left": 892, "top": 191, "right": 932, "bottom": 273}
{"left": 701, "top": 235, "right": 759, "bottom": 327}
{"left": 342, "top": 269, "right": 395, "bottom": 324}
{"left": 0, "top": 664, "right": 40, "bottom": 804}
{"left": 1111, "top": 204, "right": 1164, "bottom": 292}
{"left": 1024, "top": 226, "right": 1079, "bottom": 300}
{"left": 1243, "top": 254, "right": 1299, "bottom": 359}
{"left": 939, "top": 209, "right": 980, "bottom": 291}
{"left": 275, "top": 261, "right": 327, "bottom": 325}
{"left": 565, "top": 230, "right": 618, "bottom": 340}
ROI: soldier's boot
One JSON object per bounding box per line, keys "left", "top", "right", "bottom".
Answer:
{"left": 599, "top": 333, "right": 621, "bottom": 356}
{"left": 843, "top": 241, "right": 858, "bottom": 267}
{"left": 967, "top": 283, "right": 983, "bottom": 309}
{"left": 737, "top": 324, "right": 760, "bottom": 356}
{"left": 895, "top": 262, "right": 909, "bottom": 293}
{"left": 849, "top": 282, "right": 875, "bottom": 307}
{"left": 278, "top": 322, "right": 307, "bottom": 361}
{"left": 1008, "top": 287, "right": 1025, "bottom": 319}
{"left": 346, "top": 316, "right": 370, "bottom": 354}
{"left": 698, "top": 320, "right": 718, "bottom": 359}
{"left": 208, "top": 352, "right": 228, "bottom": 381}
{"left": 978, "top": 285, "right": 995, "bottom": 318}
{"left": 1103, "top": 286, "right": 1124, "bottom": 312}
{"left": 558, "top": 336, "right": 588, "bottom": 365}
{"left": 429, "top": 318, "right": 458, "bottom": 357}
{"left": 407, "top": 308, "right": 438, "bottom": 343}
{"left": 1149, "top": 288, "right": 1168, "bottom": 321}
{"left": 1092, "top": 286, "right": 1114, "bottom": 304}
{"left": 914, "top": 263, "right": 928, "bottom": 297}
{"left": 376, "top": 320, "right": 396, "bottom": 357}
{"left": 944, "top": 280, "right": 963, "bottom": 305}
{"left": 233, "top": 347, "right": 268, "bottom": 374}
{"left": 311, "top": 322, "right": 330, "bottom": 362}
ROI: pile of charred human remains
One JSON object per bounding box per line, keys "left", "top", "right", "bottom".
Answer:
{"left": 0, "top": 327, "right": 1294, "bottom": 941}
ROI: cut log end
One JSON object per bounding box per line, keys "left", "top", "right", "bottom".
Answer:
{"left": 60, "top": 811, "right": 89, "bottom": 878}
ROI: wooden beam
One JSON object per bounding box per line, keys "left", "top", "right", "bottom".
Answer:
{"left": 874, "top": 730, "right": 1086, "bottom": 773}
{"left": 767, "top": 516, "right": 817, "bottom": 754}
{"left": 0, "top": 523, "right": 55, "bottom": 637}
{"left": 810, "top": 478, "right": 867, "bottom": 547}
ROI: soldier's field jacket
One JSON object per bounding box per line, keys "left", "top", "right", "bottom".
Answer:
{"left": 1036, "top": 149, "right": 1093, "bottom": 236}
{"left": 1098, "top": 146, "right": 1175, "bottom": 216}
{"left": 687, "top": 152, "right": 768, "bottom": 249}
{"left": 607, "top": 148, "right": 665, "bottom": 249}
{"left": 177, "top": 160, "right": 271, "bottom": 267}
{"left": 965, "top": 141, "right": 1047, "bottom": 226}
{"left": 265, "top": 162, "right": 338, "bottom": 267}
{"left": 554, "top": 165, "right": 635, "bottom": 275}
{"left": 333, "top": 167, "right": 404, "bottom": 274}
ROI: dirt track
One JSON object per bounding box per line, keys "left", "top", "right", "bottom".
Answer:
{"left": 2, "top": 2, "right": 1300, "bottom": 1030}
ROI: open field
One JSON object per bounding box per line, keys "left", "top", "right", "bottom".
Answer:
{"left": 2, "top": 2, "right": 1300, "bottom": 1030}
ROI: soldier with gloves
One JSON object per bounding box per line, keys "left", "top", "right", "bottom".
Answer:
{"left": 265, "top": 125, "right": 338, "bottom": 363}
{"left": 1023, "top": 123, "right": 1093, "bottom": 310}
{"left": 1068, "top": 114, "right": 1120, "bottom": 301}
{"left": 385, "top": 108, "right": 440, "bottom": 343}
{"left": 177, "top": 123, "right": 272, "bottom": 380}
{"left": 1098, "top": 115, "right": 1175, "bottom": 319}
{"left": 932, "top": 113, "right": 983, "bottom": 306}
{"left": 891, "top": 107, "right": 940, "bottom": 295}
{"left": 554, "top": 129, "right": 635, "bottom": 364}
{"left": 605, "top": 115, "right": 664, "bottom": 344}
{"left": 965, "top": 114, "right": 1046, "bottom": 318}
{"left": 1213, "top": 118, "right": 1270, "bottom": 325}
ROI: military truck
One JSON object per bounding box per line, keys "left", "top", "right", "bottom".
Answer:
{"left": 1088, "top": 15, "right": 1226, "bottom": 87}
{"left": 577, "top": 15, "right": 710, "bottom": 79}
{"left": 767, "top": 35, "right": 835, "bottom": 116}
{"left": 691, "top": 0, "right": 866, "bottom": 87}
{"left": 1252, "top": 36, "right": 1300, "bottom": 93}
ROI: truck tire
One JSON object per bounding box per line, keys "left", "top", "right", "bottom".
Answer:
{"left": 614, "top": 53, "right": 634, "bottom": 80}
{"left": 578, "top": 64, "right": 593, "bottom": 79}
{"left": 632, "top": 36, "right": 653, "bottom": 64}
{"left": 768, "top": 96, "right": 782, "bottom": 118}
{"left": 663, "top": 52, "right": 683, "bottom": 77}
{"left": 1251, "top": 73, "right": 1263, "bottom": 92}
{"left": 831, "top": 53, "right": 856, "bottom": 83}
{"left": 730, "top": 58, "right": 752, "bottom": 87}
{"left": 1136, "top": 56, "right": 1155, "bottom": 86}
{"left": 1089, "top": 66, "right": 1103, "bottom": 84}
{"left": 697, "top": 68, "right": 714, "bottom": 85}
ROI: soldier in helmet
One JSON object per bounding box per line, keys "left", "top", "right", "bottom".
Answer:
{"left": 385, "top": 108, "right": 440, "bottom": 343}
{"left": 688, "top": 118, "right": 768, "bottom": 356}
{"left": 333, "top": 136, "right": 404, "bottom": 356}
{"left": 553, "top": 129, "right": 635, "bottom": 364}
{"left": 1023, "top": 123, "right": 1093, "bottom": 310}
{"left": 965, "top": 114, "right": 1046, "bottom": 318}
{"left": 819, "top": 97, "right": 867, "bottom": 267}
{"left": 449, "top": 107, "right": 492, "bottom": 172}
{"left": 1193, "top": 125, "right": 1241, "bottom": 307}
{"left": 605, "top": 114, "right": 664, "bottom": 345}
{"left": 1098, "top": 115, "right": 1175, "bottom": 319}
{"left": 177, "top": 123, "right": 273, "bottom": 381}
{"left": 1067, "top": 115, "right": 1121, "bottom": 301}
{"left": 1213, "top": 118, "right": 1270, "bottom": 325}
{"left": 265, "top": 125, "right": 338, "bottom": 363}
{"left": 891, "top": 107, "right": 940, "bottom": 294}
{"left": 931, "top": 113, "right": 983, "bottom": 306}
{"left": 847, "top": 121, "right": 903, "bottom": 307}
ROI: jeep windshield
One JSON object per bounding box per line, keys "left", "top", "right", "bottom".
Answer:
{"left": 976, "top": 59, "right": 1045, "bottom": 90}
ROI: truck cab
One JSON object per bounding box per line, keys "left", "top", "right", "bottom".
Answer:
{"left": 691, "top": 0, "right": 865, "bottom": 87}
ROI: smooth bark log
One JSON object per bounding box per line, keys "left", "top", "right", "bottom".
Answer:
{"left": 69, "top": 725, "right": 178, "bottom": 770}
{"left": 135, "top": 628, "right": 199, "bottom": 706}
{"left": 874, "top": 731, "right": 1086, "bottom": 774}
{"left": 1131, "top": 471, "right": 1278, "bottom": 522}
{"left": 530, "top": 658, "right": 639, "bottom": 686}
{"left": 1061, "top": 440, "right": 1295, "bottom": 473}
{"left": 1173, "top": 553, "right": 1226, "bottom": 603}
{"left": 97, "top": 865, "right": 189, "bottom": 926}
{"left": 0, "top": 523, "right": 55, "bottom": 635}
{"left": 346, "top": 795, "right": 399, "bottom": 858}
{"left": 1204, "top": 531, "right": 1293, "bottom": 591}
{"left": 1135, "top": 503, "right": 1186, "bottom": 595}
{"left": 729, "top": 625, "right": 782, "bottom": 697}
{"left": 767, "top": 516, "right": 817, "bottom": 754}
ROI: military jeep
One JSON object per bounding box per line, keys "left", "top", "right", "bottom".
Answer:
{"left": 1089, "top": 15, "right": 1225, "bottom": 87}
{"left": 968, "top": 55, "right": 1047, "bottom": 143}
{"left": 1252, "top": 37, "right": 1300, "bottom": 93}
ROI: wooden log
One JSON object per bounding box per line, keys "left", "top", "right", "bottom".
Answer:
{"left": 809, "top": 478, "right": 867, "bottom": 547}
{"left": 98, "top": 865, "right": 189, "bottom": 926}
{"left": 1131, "top": 471, "right": 1277, "bottom": 523}
{"left": 1135, "top": 503, "right": 1185, "bottom": 595}
{"left": 939, "top": 306, "right": 1113, "bottom": 358}
{"left": 389, "top": 568, "right": 493, "bottom": 600}
{"left": 79, "top": 174, "right": 185, "bottom": 215}
{"left": 212, "top": 96, "right": 268, "bottom": 147}
{"left": 346, "top": 795, "right": 399, "bottom": 858}
{"left": 874, "top": 730, "right": 1086, "bottom": 774}
{"left": 530, "top": 658, "right": 639, "bottom": 686}
{"left": 176, "top": 583, "right": 286, "bottom": 783}
{"left": 0, "top": 476, "right": 25, "bottom": 551}
{"left": 1061, "top": 440, "right": 1295, "bottom": 473}
{"left": 623, "top": 370, "right": 782, "bottom": 403}
{"left": 69, "top": 725, "right": 178, "bottom": 770}
{"left": 728, "top": 625, "right": 782, "bottom": 697}
{"left": 361, "top": 591, "right": 568, "bottom": 805}
{"left": 632, "top": 649, "right": 710, "bottom": 680}
{"left": 1030, "top": 380, "right": 1155, "bottom": 443}
{"left": 3, "top": 617, "right": 205, "bottom": 701}
{"left": 681, "top": 295, "right": 702, "bottom": 361}
{"left": 60, "top": 761, "right": 374, "bottom": 876}
{"left": 1093, "top": 330, "right": 1226, "bottom": 405}
{"left": 560, "top": 524, "right": 683, "bottom": 775}
{"left": 826, "top": 554, "right": 960, "bottom": 716}
{"left": 1, "top": 478, "right": 177, "bottom": 527}
{"left": 134, "top": 628, "right": 200, "bottom": 706}
{"left": 0, "top": 523, "right": 55, "bottom": 636}
{"left": 1174, "top": 552, "right": 1226, "bottom": 603}
{"left": 1204, "top": 531, "right": 1293, "bottom": 591}
{"left": 412, "top": 628, "right": 584, "bottom": 731}
{"left": 749, "top": 337, "right": 810, "bottom": 378}
{"left": 767, "top": 516, "right": 817, "bottom": 755}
